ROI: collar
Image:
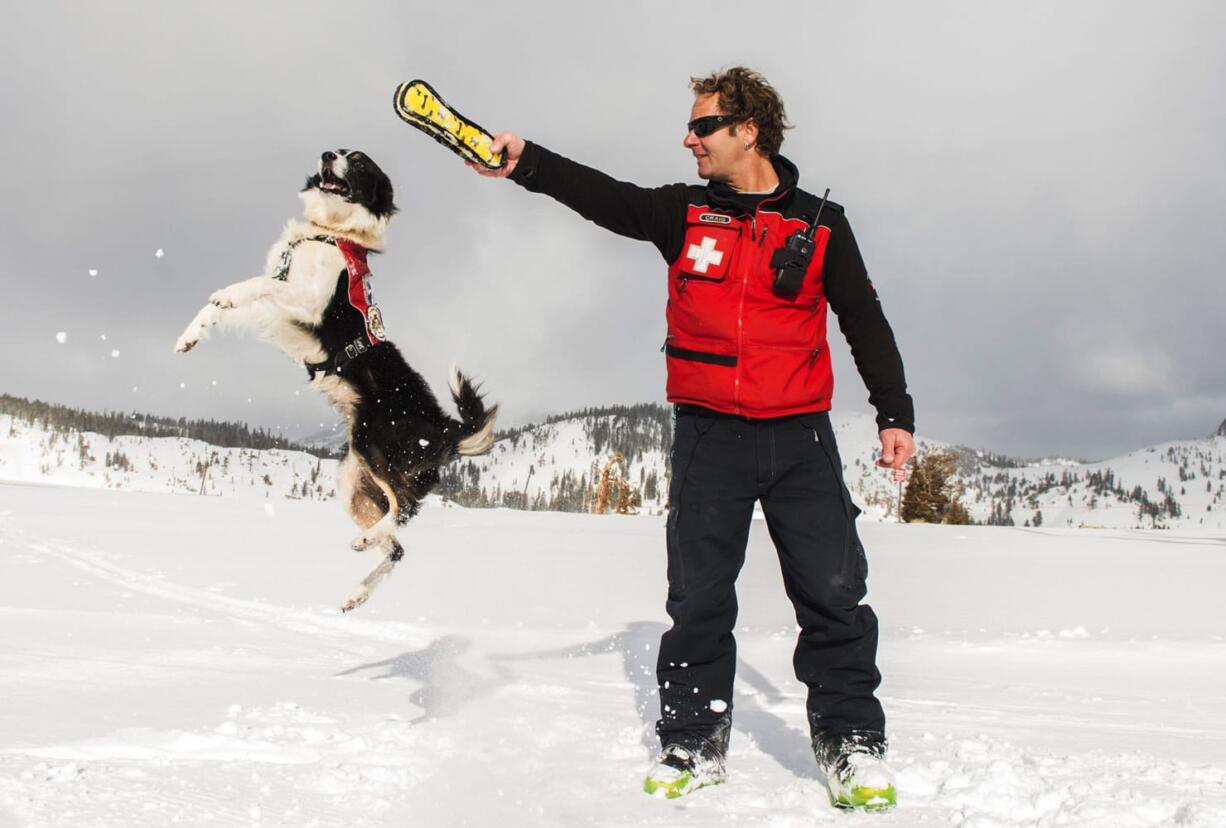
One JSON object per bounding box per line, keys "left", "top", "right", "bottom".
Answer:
{"left": 705, "top": 155, "right": 800, "bottom": 216}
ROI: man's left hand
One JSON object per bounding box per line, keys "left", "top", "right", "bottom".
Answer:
{"left": 876, "top": 428, "right": 915, "bottom": 482}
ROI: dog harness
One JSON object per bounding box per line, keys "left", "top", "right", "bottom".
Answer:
{"left": 275, "top": 235, "right": 387, "bottom": 380}
{"left": 273, "top": 234, "right": 336, "bottom": 281}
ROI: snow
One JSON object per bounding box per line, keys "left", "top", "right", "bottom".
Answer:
{"left": 54, "top": 332, "right": 67, "bottom": 345}
{"left": 0, "top": 416, "right": 335, "bottom": 500}
{"left": 433, "top": 410, "right": 1226, "bottom": 529}
{"left": 0, "top": 483, "right": 1223, "bottom": 826}
{"left": 8, "top": 409, "right": 1225, "bottom": 529}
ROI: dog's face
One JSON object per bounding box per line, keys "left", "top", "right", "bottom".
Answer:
{"left": 300, "top": 149, "right": 397, "bottom": 238}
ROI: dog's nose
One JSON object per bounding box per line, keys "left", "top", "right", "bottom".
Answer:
{"left": 322, "top": 151, "right": 337, "bottom": 163}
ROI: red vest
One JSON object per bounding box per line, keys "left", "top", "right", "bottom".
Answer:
{"left": 335, "top": 238, "right": 386, "bottom": 346}
{"left": 664, "top": 199, "right": 833, "bottom": 418}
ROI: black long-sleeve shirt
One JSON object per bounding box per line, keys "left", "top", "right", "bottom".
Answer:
{"left": 509, "top": 141, "right": 914, "bottom": 432}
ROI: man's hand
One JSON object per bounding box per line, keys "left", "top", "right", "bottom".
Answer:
{"left": 466, "top": 132, "right": 526, "bottom": 178}
{"left": 876, "top": 427, "right": 915, "bottom": 483}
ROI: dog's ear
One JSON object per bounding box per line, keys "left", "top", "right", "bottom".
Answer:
{"left": 372, "top": 176, "right": 397, "bottom": 218}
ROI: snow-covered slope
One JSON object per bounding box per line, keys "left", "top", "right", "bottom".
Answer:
{"left": 0, "top": 485, "right": 1222, "bottom": 826}
{"left": 442, "top": 407, "right": 1226, "bottom": 529}
{"left": 4, "top": 405, "right": 1225, "bottom": 529}
{"left": 0, "top": 414, "right": 336, "bottom": 501}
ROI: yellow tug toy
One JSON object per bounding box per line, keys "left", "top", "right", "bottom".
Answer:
{"left": 393, "top": 79, "right": 505, "bottom": 170}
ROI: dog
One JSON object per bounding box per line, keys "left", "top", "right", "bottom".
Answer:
{"left": 173, "top": 148, "right": 497, "bottom": 612}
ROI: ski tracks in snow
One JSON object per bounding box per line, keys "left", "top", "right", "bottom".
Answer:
{"left": 9, "top": 527, "right": 426, "bottom": 647}
{"left": 2, "top": 514, "right": 1225, "bottom": 825}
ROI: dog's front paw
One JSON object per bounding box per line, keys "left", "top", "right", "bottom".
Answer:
{"left": 209, "top": 288, "right": 239, "bottom": 309}
{"left": 340, "top": 587, "right": 370, "bottom": 613}
{"left": 350, "top": 532, "right": 380, "bottom": 552}
{"left": 174, "top": 331, "right": 199, "bottom": 353}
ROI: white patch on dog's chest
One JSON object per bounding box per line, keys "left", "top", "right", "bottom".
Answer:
{"left": 287, "top": 245, "right": 347, "bottom": 319}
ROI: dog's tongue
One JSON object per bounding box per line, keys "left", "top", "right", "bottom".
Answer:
{"left": 322, "top": 180, "right": 345, "bottom": 191}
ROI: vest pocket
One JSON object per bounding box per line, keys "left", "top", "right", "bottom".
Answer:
{"left": 664, "top": 337, "right": 738, "bottom": 412}
{"left": 665, "top": 343, "right": 737, "bottom": 367}
{"left": 677, "top": 224, "right": 738, "bottom": 282}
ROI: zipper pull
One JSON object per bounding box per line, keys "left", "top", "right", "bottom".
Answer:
{"left": 678, "top": 276, "right": 688, "bottom": 294}
{"left": 808, "top": 347, "right": 822, "bottom": 367}
{"left": 660, "top": 336, "right": 670, "bottom": 353}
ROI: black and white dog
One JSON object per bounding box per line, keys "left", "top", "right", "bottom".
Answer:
{"left": 174, "top": 149, "right": 497, "bottom": 612}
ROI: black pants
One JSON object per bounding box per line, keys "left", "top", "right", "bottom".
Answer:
{"left": 656, "top": 406, "right": 885, "bottom": 751}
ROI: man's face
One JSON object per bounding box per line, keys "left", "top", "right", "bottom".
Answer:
{"left": 683, "top": 93, "right": 744, "bottom": 182}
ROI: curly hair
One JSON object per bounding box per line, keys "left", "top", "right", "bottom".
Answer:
{"left": 690, "top": 66, "right": 792, "bottom": 157}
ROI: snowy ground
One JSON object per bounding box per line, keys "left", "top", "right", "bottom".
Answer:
{"left": 0, "top": 483, "right": 1223, "bottom": 827}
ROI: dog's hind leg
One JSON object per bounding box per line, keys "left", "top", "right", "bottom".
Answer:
{"left": 340, "top": 536, "right": 404, "bottom": 613}
{"left": 339, "top": 453, "right": 388, "bottom": 540}
{"left": 350, "top": 472, "right": 401, "bottom": 551}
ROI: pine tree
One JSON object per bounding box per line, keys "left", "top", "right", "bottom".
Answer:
{"left": 901, "top": 450, "right": 971, "bottom": 524}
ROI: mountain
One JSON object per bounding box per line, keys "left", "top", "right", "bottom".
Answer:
{"left": 438, "top": 406, "right": 1226, "bottom": 530}
{"left": 2, "top": 397, "right": 1224, "bottom": 529}
{"left": 0, "top": 414, "right": 336, "bottom": 501}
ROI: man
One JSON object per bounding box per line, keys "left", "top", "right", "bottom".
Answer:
{"left": 469, "top": 67, "right": 914, "bottom": 811}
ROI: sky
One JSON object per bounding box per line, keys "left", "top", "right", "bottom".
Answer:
{"left": 2, "top": 0, "right": 1223, "bottom": 460}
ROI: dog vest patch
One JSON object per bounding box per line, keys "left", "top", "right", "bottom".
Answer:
{"left": 336, "top": 239, "right": 386, "bottom": 345}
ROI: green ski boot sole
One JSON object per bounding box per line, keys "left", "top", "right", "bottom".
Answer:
{"left": 830, "top": 784, "right": 897, "bottom": 811}
{"left": 643, "top": 771, "right": 723, "bottom": 799}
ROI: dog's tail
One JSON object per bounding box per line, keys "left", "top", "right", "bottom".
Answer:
{"left": 449, "top": 363, "right": 498, "bottom": 456}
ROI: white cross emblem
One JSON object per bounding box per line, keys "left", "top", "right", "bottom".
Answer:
{"left": 686, "top": 236, "right": 725, "bottom": 274}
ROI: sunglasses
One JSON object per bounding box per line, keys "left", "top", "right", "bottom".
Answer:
{"left": 686, "top": 114, "right": 744, "bottom": 137}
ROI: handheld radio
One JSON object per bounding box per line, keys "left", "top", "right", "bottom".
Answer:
{"left": 769, "top": 188, "right": 831, "bottom": 299}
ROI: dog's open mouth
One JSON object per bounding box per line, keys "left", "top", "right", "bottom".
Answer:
{"left": 318, "top": 171, "right": 351, "bottom": 197}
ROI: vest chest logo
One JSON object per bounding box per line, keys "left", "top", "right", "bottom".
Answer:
{"left": 350, "top": 276, "right": 387, "bottom": 343}
{"left": 367, "top": 303, "right": 387, "bottom": 341}
{"left": 685, "top": 235, "right": 726, "bottom": 274}
{"left": 698, "top": 212, "right": 732, "bottom": 225}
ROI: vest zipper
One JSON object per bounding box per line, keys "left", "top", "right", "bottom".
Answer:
{"left": 808, "top": 347, "right": 822, "bottom": 367}
{"left": 734, "top": 214, "right": 754, "bottom": 414}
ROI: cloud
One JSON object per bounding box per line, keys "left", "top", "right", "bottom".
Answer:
{"left": 1070, "top": 348, "right": 1186, "bottom": 397}
{"left": 2, "top": 0, "right": 1224, "bottom": 459}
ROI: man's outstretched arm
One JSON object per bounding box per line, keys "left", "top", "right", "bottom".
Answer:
{"left": 467, "top": 133, "right": 687, "bottom": 261}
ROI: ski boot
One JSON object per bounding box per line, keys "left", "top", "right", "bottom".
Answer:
{"left": 644, "top": 715, "right": 731, "bottom": 798}
{"left": 815, "top": 734, "right": 897, "bottom": 811}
